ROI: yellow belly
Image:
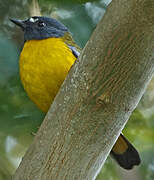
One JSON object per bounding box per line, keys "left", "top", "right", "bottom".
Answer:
{"left": 20, "top": 38, "right": 76, "bottom": 112}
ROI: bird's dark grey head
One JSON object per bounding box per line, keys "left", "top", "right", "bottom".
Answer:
{"left": 10, "top": 16, "right": 68, "bottom": 41}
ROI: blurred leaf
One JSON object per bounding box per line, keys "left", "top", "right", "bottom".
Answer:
{"left": 39, "top": 0, "right": 100, "bottom": 4}
{"left": 0, "top": 34, "right": 18, "bottom": 85}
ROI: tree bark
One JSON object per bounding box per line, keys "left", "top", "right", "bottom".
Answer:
{"left": 13, "top": 0, "right": 154, "bottom": 179}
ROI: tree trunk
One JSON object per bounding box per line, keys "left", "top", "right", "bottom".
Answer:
{"left": 13, "top": 0, "right": 154, "bottom": 179}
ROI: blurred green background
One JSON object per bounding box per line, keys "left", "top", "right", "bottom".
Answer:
{"left": 0, "top": 0, "right": 154, "bottom": 179}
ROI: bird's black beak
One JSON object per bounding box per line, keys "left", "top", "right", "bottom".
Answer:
{"left": 10, "top": 18, "right": 26, "bottom": 29}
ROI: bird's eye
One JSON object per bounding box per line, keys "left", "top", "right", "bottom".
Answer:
{"left": 38, "top": 21, "right": 46, "bottom": 27}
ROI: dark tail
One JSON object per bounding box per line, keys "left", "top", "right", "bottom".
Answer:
{"left": 110, "top": 134, "right": 141, "bottom": 169}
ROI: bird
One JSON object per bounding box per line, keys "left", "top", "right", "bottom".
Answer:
{"left": 10, "top": 16, "right": 140, "bottom": 170}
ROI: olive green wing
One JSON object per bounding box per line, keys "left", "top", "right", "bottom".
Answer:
{"left": 62, "top": 32, "right": 81, "bottom": 58}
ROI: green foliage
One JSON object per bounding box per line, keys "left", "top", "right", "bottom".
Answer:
{"left": 39, "top": 0, "right": 99, "bottom": 4}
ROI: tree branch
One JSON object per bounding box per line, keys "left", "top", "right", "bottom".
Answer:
{"left": 13, "top": 0, "right": 154, "bottom": 179}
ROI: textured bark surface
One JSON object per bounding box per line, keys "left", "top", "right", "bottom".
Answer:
{"left": 13, "top": 0, "right": 154, "bottom": 179}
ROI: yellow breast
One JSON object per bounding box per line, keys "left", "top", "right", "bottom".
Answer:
{"left": 20, "top": 38, "right": 76, "bottom": 112}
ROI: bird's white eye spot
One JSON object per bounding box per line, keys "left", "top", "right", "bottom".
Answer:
{"left": 29, "top": 17, "right": 39, "bottom": 23}
{"left": 29, "top": 18, "right": 35, "bottom": 22}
